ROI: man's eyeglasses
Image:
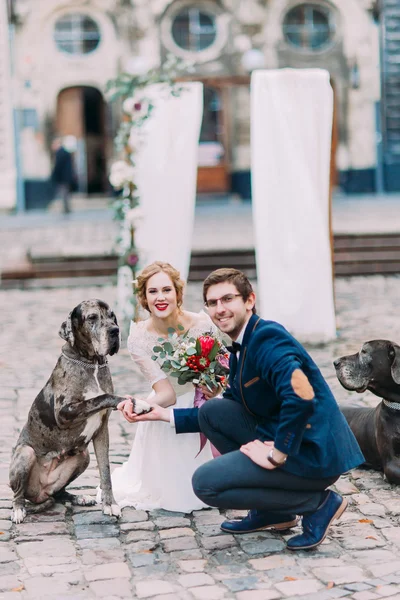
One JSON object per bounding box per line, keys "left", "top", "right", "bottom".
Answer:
{"left": 204, "top": 294, "right": 242, "bottom": 309}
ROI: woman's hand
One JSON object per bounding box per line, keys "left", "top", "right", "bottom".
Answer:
{"left": 240, "top": 440, "right": 287, "bottom": 470}
{"left": 117, "top": 398, "right": 170, "bottom": 424}
{"left": 199, "top": 383, "right": 222, "bottom": 400}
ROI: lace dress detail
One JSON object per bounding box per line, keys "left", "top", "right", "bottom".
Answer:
{"left": 101, "top": 311, "right": 217, "bottom": 512}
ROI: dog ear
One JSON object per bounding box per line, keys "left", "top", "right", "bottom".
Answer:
{"left": 390, "top": 343, "right": 400, "bottom": 384}
{"left": 59, "top": 312, "right": 75, "bottom": 346}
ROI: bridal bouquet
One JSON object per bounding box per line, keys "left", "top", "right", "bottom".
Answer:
{"left": 152, "top": 328, "right": 229, "bottom": 390}
{"left": 152, "top": 329, "right": 230, "bottom": 456}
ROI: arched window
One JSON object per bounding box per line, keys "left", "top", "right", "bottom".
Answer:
{"left": 171, "top": 7, "right": 217, "bottom": 52}
{"left": 54, "top": 13, "right": 101, "bottom": 55}
{"left": 283, "top": 4, "right": 335, "bottom": 51}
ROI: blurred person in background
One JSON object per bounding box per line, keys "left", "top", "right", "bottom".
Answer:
{"left": 51, "top": 135, "right": 77, "bottom": 214}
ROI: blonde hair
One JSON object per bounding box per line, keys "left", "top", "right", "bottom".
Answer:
{"left": 135, "top": 261, "right": 185, "bottom": 312}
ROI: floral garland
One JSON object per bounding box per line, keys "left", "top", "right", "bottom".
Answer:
{"left": 106, "top": 55, "right": 192, "bottom": 320}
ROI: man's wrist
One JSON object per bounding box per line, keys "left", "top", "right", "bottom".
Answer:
{"left": 267, "top": 448, "right": 287, "bottom": 467}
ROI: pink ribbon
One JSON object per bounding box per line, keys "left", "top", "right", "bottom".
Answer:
{"left": 193, "top": 386, "right": 220, "bottom": 459}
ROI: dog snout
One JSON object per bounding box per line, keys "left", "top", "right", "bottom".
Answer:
{"left": 109, "top": 327, "right": 120, "bottom": 338}
{"left": 333, "top": 359, "right": 341, "bottom": 369}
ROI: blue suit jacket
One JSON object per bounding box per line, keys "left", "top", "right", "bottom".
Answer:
{"left": 174, "top": 314, "right": 364, "bottom": 478}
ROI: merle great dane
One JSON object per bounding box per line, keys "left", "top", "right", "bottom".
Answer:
{"left": 9, "top": 299, "right": 151, "bottom": 523}
{"left": 334, "top": 340, "right": 400, "bottom": 485}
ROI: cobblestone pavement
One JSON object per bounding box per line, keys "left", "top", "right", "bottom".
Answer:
{"left": 2, "top": 277, "right": 400, "bottom": 599}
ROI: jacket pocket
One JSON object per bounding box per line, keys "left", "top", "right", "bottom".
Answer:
{"left": 244, "top": 376, "right": 260, "bottom": 388}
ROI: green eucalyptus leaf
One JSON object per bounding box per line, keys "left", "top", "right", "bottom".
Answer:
{"left": 153, "top": 346, "right": 163, "bottom": 353}
{"left": 163, "top": 342, "right": 174, "bottom": 354}
{"left": 186, "top": 347, "right": 197, "bottom": 356}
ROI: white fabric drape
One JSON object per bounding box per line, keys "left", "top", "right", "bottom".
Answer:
{"left": 251, "top": 69, "right": 336, "bottom": 343}
{"left": 134, "top": 82, "right": 203, "bottom": 280}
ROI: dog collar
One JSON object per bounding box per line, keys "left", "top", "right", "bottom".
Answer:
{"left": 61, "top": 352, "right": 109, "bottom": 369}
{"left": 383, "top": 399, "right": 400, "bottom": 411}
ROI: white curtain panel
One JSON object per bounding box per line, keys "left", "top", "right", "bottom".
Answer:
{"left": 251, "top": 69, "right": 336, "bottom": 343}
{"left": 134, "top": 82, "right": 203, "bottom": 281}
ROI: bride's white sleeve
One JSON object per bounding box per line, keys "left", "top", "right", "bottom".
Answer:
{"left": 127, "top": 325, "right": 167, "bottom": 388}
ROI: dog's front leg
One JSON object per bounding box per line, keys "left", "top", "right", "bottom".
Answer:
{"left": 56, "top": 394, "right": 127, "bottom": 428}
{"left": 56, "top": 394, "right": 151, "bottom": 429}
{"left": 92, "top": 419, "right": 121, "bottom": 518}
{"left": 9, "top": 445, "right": 37, "bottom": 523}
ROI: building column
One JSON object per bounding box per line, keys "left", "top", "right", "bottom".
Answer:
{"left": 0, "top": 2, "right": 16, "bottom": 211}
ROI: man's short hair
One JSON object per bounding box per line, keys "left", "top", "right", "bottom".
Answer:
{"left": 203, "top": 268, "right": 256, "bottom": 314}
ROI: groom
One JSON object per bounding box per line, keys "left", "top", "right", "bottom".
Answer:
{"left": 122, "top": 268, "right": 364, "bottom": 550}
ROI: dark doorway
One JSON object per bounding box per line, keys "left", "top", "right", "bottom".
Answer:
{"left": 56, "top": 86, "right": 107, "bottom": 194}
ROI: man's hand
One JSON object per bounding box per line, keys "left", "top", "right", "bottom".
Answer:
{"left": 117, "top": 397, "right": 170, "bottom": 424}
{"left": 199, "top": 384, "right": 222, "bottom": 401}
{"left": 240, "top": 440, "right": 287, "bottom": 470}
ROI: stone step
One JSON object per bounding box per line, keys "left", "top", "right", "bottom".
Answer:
{"left": 3, "top": 233, "right": 400, "bottom": 284}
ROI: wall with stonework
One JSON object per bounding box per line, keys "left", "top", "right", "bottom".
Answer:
{"left": 9, "top": 0, "right": 381, "bottom": 199}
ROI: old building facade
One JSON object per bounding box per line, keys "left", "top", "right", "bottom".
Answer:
{"left": 2, "top": 0, "right": 382, "bottom": 210}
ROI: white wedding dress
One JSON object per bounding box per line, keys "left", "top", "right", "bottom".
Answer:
{"left": 102, "top": 311, "right": 217, "bottom": 512}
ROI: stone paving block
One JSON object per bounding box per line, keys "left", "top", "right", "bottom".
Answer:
{"left": 375, "top": 585, "right": 400, "bottom": 597}
{"left": 352, "top": 592, "right": 380, "bottom": 600}
{"left": 197, "top": 524, "right": 226, "bottom": 537}
{"left": 124, "top": 530, "right": 157, "bottom": 543}
{"left": 239, "top": 538, "right": 285, "bottom": 555}
{"left": 73, "top": 511, "right": 118, "bottom": 526}
{"left": 89, "top": 577, "right": 132, "bottom": 598}
{"left": 159, "top": 527, "right": 195, "bottom": 539}
{"left": 193, "top": 511, "right": 225, "bottom": 525}
{"left": 134, "top": 579, "right": 175, "bottom": 598}
{"left": 369, "top": 561, "right": 400, "bottom": 578}
{"left": 167, "top": 548, "right": 204, "bottom": 561}
{"left": 23, "top": 576, "right": 71, "bottom": 596}
{"left": 274, "top": 578, "right": 323, "bottom": 597}
{"left": 312, "top": 566, "right": 366, "bottom": 585}
{"left": 16, "top": 536, "right": 76, "bottom": 559}
{"left": 222, "top": 576, "right": 260, "bottom": 592}
{"left": 0, "top": 574, "right": 23, "bottom": 592}
{"left": 382, "top": 528, "right": 400, "bottom": 546}
{"left": 120, "top": 520, "right": 155, "bottom": 532}
{"left": 352, "top": 549, "right": 399, "bottom": 565}
{"left": 201, "top": 534, "right": 237, "bottom": 551}
{"left": 153, "top": 516, "right": 191, "bottom": 529}
{"left": 382, "top": 500, "right": 400, "bottom": 515}
{"left": 0, "top": 547, "right": 18, "bottom": 563}
{"left": 80, "top": 547, "right": 126, "bottom": 565}
{"left": 190, "top": 585, "right": 228, "bottom": 599}
{"left": 120, "top": 508, "right": 148, "bottom": 523}
{"left": 236, "top": 591, "right": 281, "bottom": 600}
{"left": 334, "top": 479, "right": 360, "bottom": 495}
{"left": 84, "top": 561, "right": 131, "bottom": 581}
{"left": 75, "top": 523, "right": 120, "bottom": 539}
{"left": 162, "top": 536, "right": 199, "bottom": 552}
{"left": 178, "top": 559, "right": 207, "bottom": 573}
{"left": 127, "top": 551, "right": 156, "bottom": 568}
{"left": 178, "top": 573, "right": 215, "bottom": 587}
{"left": 0, "top": 519, "right": 13, "bottom": 531}
{"left": 249, "top": 556, "right": 296, "bottom": 571}
{"left": 15, "top": 520, "right": 69, "bottom": 536}
{"left": 123, "top": 539, "right": 158, "bottom": 553}
{"left": 359, "top": 504, "right": 386, "bottom": 517}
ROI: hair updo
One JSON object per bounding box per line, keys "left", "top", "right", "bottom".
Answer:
{"left": 135, "top": 261, "right": 185, "bottom": 312}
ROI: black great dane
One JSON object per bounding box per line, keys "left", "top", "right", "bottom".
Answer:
{"left": 9, "top": 299, "right": 151, "bottom": 523}
{"left": 334, "top": 340, "right": 400, "bottom": 485}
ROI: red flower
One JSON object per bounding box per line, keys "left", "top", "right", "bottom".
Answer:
{"left": 195, "top": 356, "right": 210, "bottom": 371}
{"left": 198, "top": 335, "right": 215, "bottom": 358}
{"left": 134, "top": 102, "right": 142, "bottom": 111}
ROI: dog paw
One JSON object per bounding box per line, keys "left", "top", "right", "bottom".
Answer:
{"left": 73, "top": 495, "right": 96, "bottom": 506}
{"left": 103, "top": 503, "right": 121, "bottom": 518}
{"left": 133, "top": 399, "right": 152, "bottom": 414}
{"left": 11, "top": 508, "right": 26, "bottom": 524}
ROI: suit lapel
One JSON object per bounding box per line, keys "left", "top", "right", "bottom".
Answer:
{"left": 237, "top": 314, "right": 261, "bottom": 399}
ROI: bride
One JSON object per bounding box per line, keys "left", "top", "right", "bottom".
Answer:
{"left": 100, "top": 261, "right": 220, "bottom": 512}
